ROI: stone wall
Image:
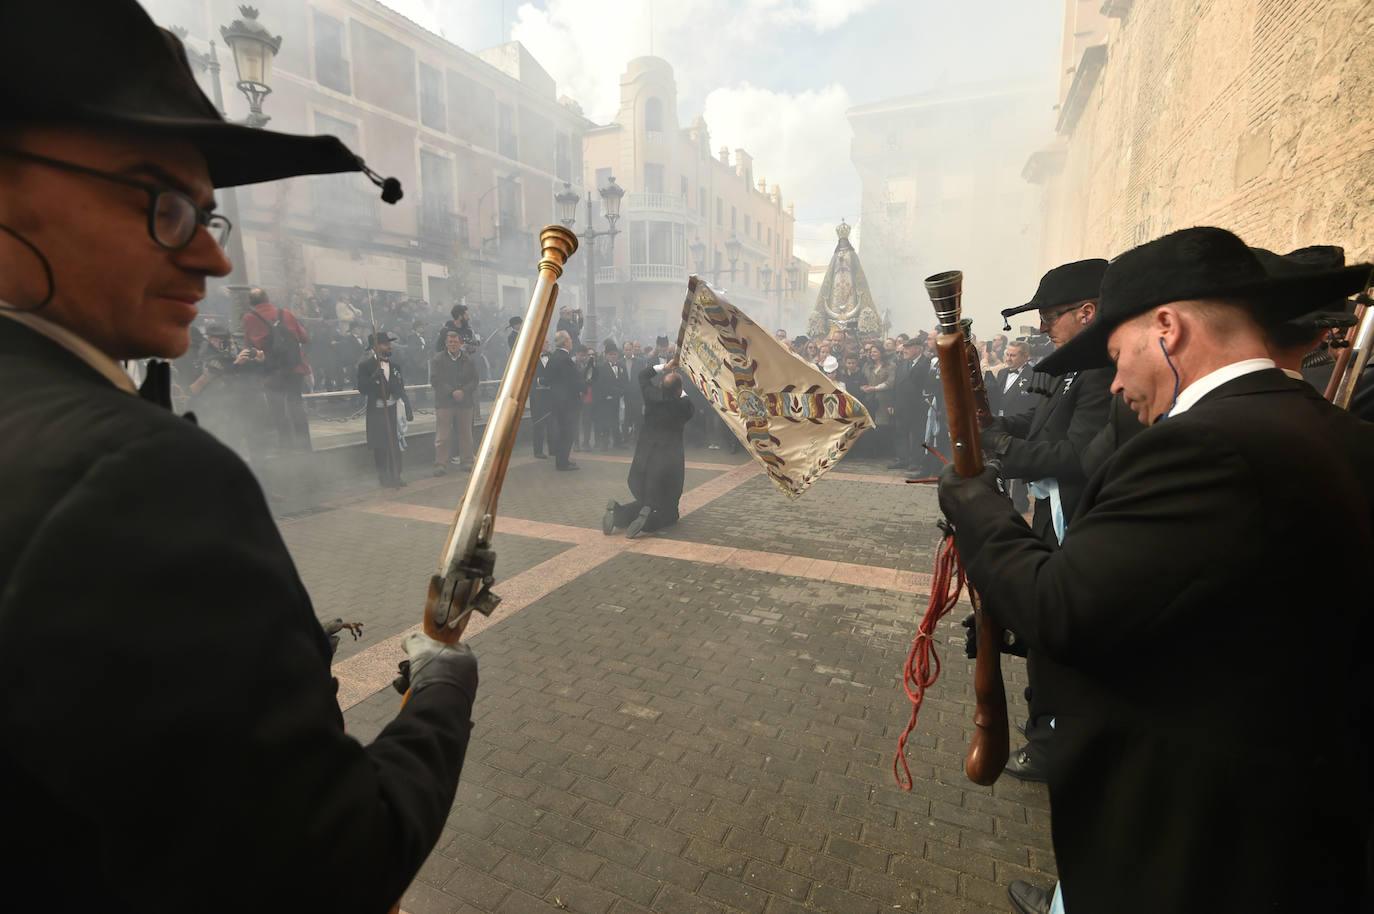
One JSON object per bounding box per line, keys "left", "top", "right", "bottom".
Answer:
{"left": 1035, "top": 0, "right": 1374, "bottom": 266}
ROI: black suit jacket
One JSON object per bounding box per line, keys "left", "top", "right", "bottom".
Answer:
{"left": 0, "top": 318, "right": 473, "bottom": 913}
{"left": 892, "top": 356, "right": 928, "bottom": 420}
{"left": 987, "top": 363, "right": 1036, "bottom": 418}
{"left": 545, "top": 347, "right": 584, "bottom": 410}
{"left": 948, "top": 369, "right": 1374, "bottom": 913}
{"left": 995, "top": 366, "right": 1112, "bottom": 542}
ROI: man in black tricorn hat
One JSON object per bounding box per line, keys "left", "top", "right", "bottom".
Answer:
{"left": 0, "top": 3, "right": 478, "bottom": 911}
{"left": 940, "top": 227, "right": 1374, "bottom": 914}
{"left": 979, "top": 260, "right": 1115, "bottom": 783}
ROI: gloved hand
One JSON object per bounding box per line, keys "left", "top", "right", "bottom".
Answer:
{"left": 405, "top": 406, "right": 415, "bottom": 422}
{"left": 981, "top": 429, "right": 1013, "bottom": 458}
{"left": 392, "top": 632, "right": 478, "bottom": 703}
{"left": 937, "top": 463, "right": 1004, "bottom": 521}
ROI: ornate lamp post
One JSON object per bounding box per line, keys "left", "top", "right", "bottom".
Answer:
{"left": 556, "top": 177, "right": 623, "bottom": 344}
{"left": 689, "top": 235, "right": 740, "bottom": 282}
{"left": 220, "top": 6, "right": 282, "bottom": 128}
{"left": 178, "top": 6, "right": 281, "bottom": 329}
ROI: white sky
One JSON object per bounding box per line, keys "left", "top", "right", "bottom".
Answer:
{"left": 378, "top": 0, "right": 1064, "bottom": 268}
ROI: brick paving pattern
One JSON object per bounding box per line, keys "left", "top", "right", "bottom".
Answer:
{"left": 271, "top": 442, "right": 1056, "bottom": 913}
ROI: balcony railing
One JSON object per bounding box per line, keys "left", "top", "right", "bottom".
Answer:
{"left": 595, "top": 266, "right": 626, "bottom": 284}
{"left": 629, "top": 263, "right": 688, "bottom": 282}
{"left": 626, "top": 193, "right": 687, "bottom": 214}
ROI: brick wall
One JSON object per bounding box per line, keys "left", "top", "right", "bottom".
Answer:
{"left": 1035, "top": 0, "right": 1374, "bottom": 266}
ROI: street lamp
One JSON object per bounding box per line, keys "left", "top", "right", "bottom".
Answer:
{"left": 690, "top": 235, "right": 740, "bottom": 282}
{"left": 178, "top": 8, "right": 281, "bottom": 330}
{"left": 558, "top": 177, "right": 623, "bottom": 344}
{"left": 220, "top": 6, "right": 282, "bottom": 129}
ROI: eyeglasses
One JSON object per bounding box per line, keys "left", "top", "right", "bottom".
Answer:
{"left": 1039, "top": 303, "right": 1082, "bottom": 325}
{"left": 0, "top": 148, "right": 231, "bottom": 251}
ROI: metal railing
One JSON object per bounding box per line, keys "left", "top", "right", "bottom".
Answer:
{"left": 626, "top": 193, "right": 687, "bottom": 213}
{"left": 629, "top": 263, "right": 688, "bottom": 282}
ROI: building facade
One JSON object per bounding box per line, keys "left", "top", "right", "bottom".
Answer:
{"left": 848, "top": 81, "right": 1054, "bottom": 336}
{"left": 579, "top": 57, "right": 812, "bottom": 344}
{"left": 1027, "top": 0, "right": 1374, "bottom": 269}
{"left": 144, "top": 0, "right": 590, "bottom": 323}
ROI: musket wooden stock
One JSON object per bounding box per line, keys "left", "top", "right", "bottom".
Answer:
{"left": 925, "top": 271, "right": 1010, "bottom": 787}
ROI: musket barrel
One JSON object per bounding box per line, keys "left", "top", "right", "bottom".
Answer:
{"left": 428, "top": 226, "right": 578, "bottom": 640}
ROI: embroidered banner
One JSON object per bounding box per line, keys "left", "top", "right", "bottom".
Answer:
{"left": 676, "top": 277, "right": 872, "bottom": 499}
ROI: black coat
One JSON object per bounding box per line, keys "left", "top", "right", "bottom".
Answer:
{"left": 591, "top": 359, "right": 628, "bottom": 424}
{"left": 994, "top": 366, "right": 1112, "bottom": 543}
{"left": 357, "top": 354, "right": 412, "bottom": 448}
{"left": 0, "top": 318, "right": 473, "bottom": 913}
{"left": 947, "top": 369, "right": 1374, "bottom": 913}
{"left": 891, "top": 356, "right": 928, "bottom": 421}
{"left": 530, "top": 353, "right": 553, "bottom": 416}
{"left": 986, "top": 363, "right": 1037, "bottom": 418}
{"left": 545, "top": 348, "right": 585, "bottom": 411}
{"left": 628, "top": 367, "right": 694, "bottom": 509}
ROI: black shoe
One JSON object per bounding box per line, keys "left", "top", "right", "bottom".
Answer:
{"left": 1003, "top": 744, "right": 1049, "bottom": 782}
{"left": 602, "top": 499, "right": 619, "bottom": 535}
{"left": 1007, "top": 879, "right": 1052, "bottom": 914}
{"left": 556, "top": 462, "right": 580, "bottom": 471}
{"left": 533, "top": 451, "right": 548, "bottom": 459}
{"left": 625, "top": 506, "right": 652, "bottom": 539}
{"left": 433, "top": 467, "right": 446, "bottom": 477}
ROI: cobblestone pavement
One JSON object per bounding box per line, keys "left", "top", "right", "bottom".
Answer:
{"left": 274, "top": 442, "right": 1056, "bottom": 914}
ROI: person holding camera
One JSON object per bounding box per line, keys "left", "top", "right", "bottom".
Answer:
{"left": 188, "top": 323, "right": 264, "bottom": 454}
{"left": 557, "top": 304, "right": 584, "bottom": 348}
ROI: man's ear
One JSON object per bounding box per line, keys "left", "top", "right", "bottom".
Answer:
{"left": 1080, "top": 300, "right": 1097, "bottom": 324}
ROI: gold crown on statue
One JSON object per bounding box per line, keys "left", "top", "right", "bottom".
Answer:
{"left": 835, "top": 219, "right": 851, "bottom": 239}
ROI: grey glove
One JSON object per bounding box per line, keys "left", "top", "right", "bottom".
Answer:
{"left": 393, "top": 632, "right": 478, "bottom": 702}
{"left": 937, "top": 462, "right": 1004, "bottom": 521}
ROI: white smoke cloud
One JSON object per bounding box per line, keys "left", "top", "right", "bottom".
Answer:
{"left": 509, "top": 0, "right": 877, "bottom": 123}
{"left": 702, "top": 84, "right": 857, "bottom": 266}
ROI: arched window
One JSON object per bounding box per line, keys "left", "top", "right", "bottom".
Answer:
{"left": 644, "top": 97, "right": 663, "bottom": 132}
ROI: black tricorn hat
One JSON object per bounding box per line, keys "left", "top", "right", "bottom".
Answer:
{"left": 1252, "top": 246, "right": 1360, "bottom": 336}
{"left": 1, "top": 0, "right": 399, "bottom": 196}
{"left": 371, "top": 331, "right": 398, "bottom": 346}
{"left": 1001, "top": 259, "right": 1109, "bottom": 327}
{"left": 1038, "top": 228, "right": 1372, "bottom": 374}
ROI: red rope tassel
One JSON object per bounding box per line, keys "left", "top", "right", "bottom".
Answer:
{"left": 893, "top": 529, "right": 966, "bottom": 790}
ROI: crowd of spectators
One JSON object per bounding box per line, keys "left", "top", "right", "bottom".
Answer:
{"left": 170, "top": 279, "right": 1042, "bottom": 479}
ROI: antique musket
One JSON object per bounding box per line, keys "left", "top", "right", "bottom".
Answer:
{"left": 925, "top": 270, "right": 1010, "bottom": 786}
{"left": 383, "top": 226, "right": 575, "bottom": 914}
{"left": 1326, "top": 294, "right": 1373, "bottom": 409}
{"left": 419, "top": 225, "right": 577, "bottom": 644}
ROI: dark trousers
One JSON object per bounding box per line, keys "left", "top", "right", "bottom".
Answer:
{"left": 268, "top": 372, "right": 311, "bottom": 451}
{"left": 594, "top": 401, "right": 621, "bottom": 450}
{"left": 549, "top": 405, "right": 577, "bottom": 467}
{"left": 372, "top": 444, "right": 402, "bottom": 484}
{"left": 579, "top": 403, "right": 593, "bottom": 448}
{"left": 894, "top": 415, "right": 921, "bottom": 465}
{"left": 531, "top": 399, "right": 551, "bottom": 455}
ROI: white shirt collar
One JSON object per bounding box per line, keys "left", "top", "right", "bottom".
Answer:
{"left": 0, "top": 305, "right": 138, "bottom": 394}
{"left": 1280, "top": 367, "right": 1303, "bottom": 381}
{"left": 1167, "top": 358, "right": 1275, "bottom": 419}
